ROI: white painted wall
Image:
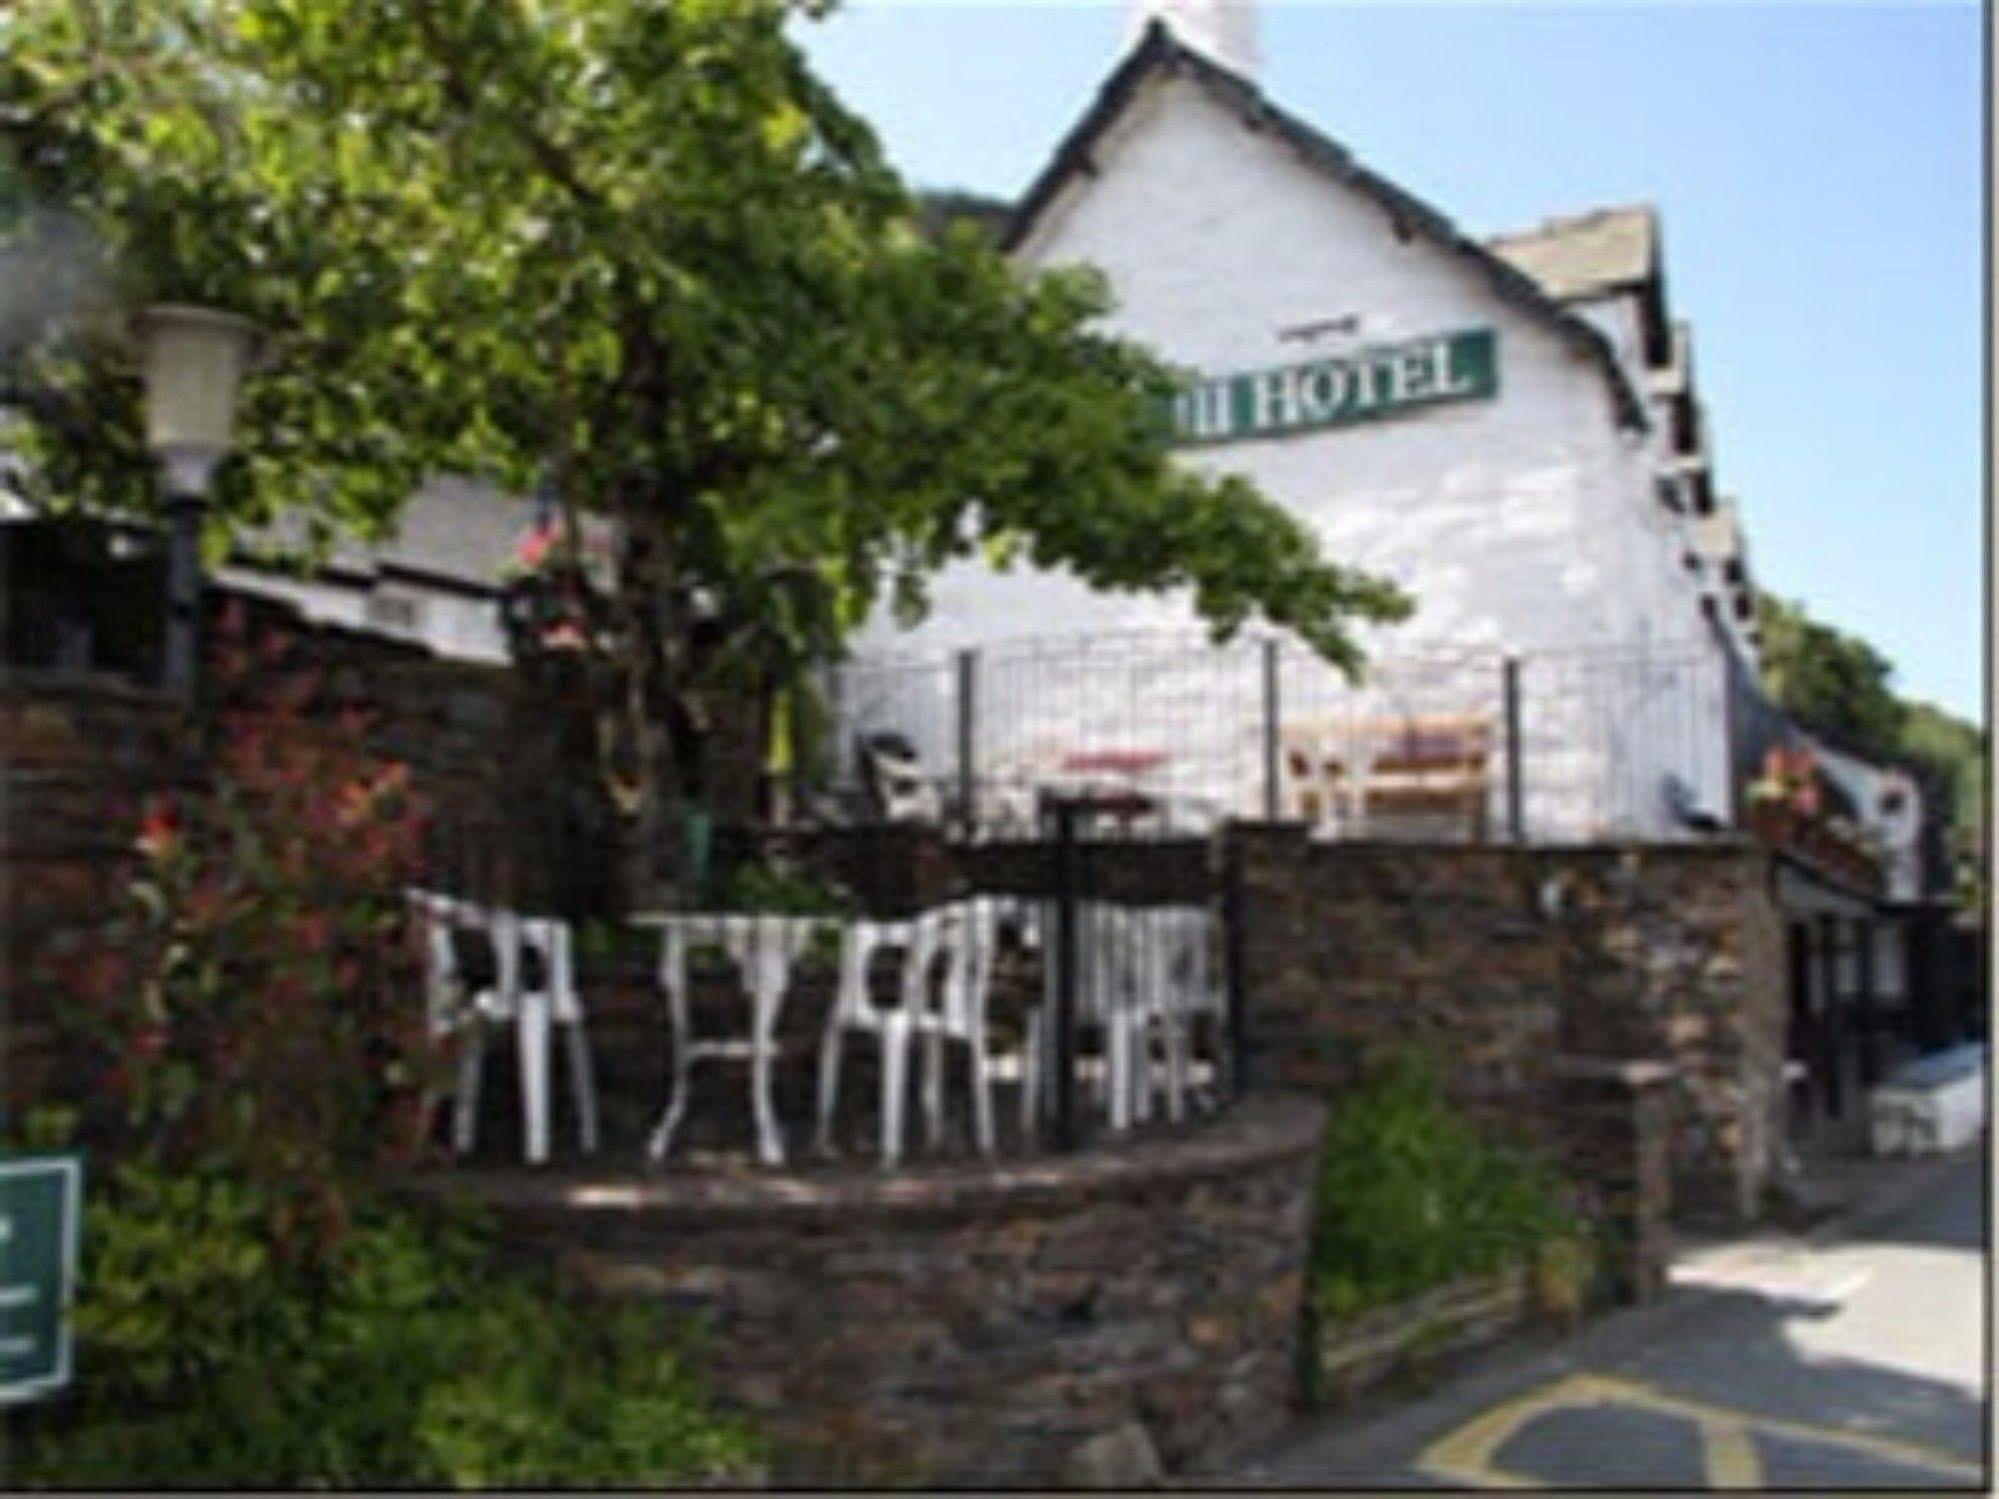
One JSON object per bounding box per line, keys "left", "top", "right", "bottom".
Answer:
{"left": 214, "top": 563, "right": 513, "bottom": 663}
{"left": 1815, "top": 742, "right": 1927, "bottom": 903}
{"left": 848, "top": 72, "right": 1736, "bottom": 839}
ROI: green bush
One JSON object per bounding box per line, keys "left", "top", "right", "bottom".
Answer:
{"left": 7, "top": 1159, "right": 761, "bottom": 1488}
{"left": 712, "top": 859, "right": 856, "bottom": 917}
{"left": 10, "top": 618, "right": 760, "bottom": 1488}
{"left": 1309, "top": 1049, "right": 1575, "bottom": 1324}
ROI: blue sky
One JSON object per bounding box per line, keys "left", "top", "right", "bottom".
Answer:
{"left": 794, "top": 1, "right": 1985, "bottom": 723}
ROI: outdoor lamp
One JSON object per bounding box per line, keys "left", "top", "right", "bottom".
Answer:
{"left": 133, "top": 303, "right": 261, "bottom": 695}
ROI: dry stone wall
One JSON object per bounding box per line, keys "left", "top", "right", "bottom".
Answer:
{"left": 1230, "top": 826, "right": 1786, "bottom": 1232}
{"left": 0, "top": 677, "right": 194, "bottom": 1115}
{"left": 1547, "top": 846, "right": 1787, "bottom": 1225}
{"left": 395, "top": 1093, "right": 1327, "bottom": 1487}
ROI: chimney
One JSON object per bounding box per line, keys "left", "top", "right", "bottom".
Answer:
{"left": 1125, "top": 0, "right": 1260, "bottom": 79}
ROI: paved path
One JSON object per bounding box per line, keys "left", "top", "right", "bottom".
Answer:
{"left": 1234, "top": 1149, "right": 1989, "bottom": 1489}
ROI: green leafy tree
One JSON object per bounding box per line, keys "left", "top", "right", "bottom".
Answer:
{"left": 3, "top": 0, "right": 1409, "bottom": 880}
{"left": 1756, "top": 594, "right": 1906, "bottom": 760}
{"left": 1899, "top": 699, "right": 1986, "bottom": 842}
{"left": 1898, "top": 698, "right": 1988, "bottom": 913}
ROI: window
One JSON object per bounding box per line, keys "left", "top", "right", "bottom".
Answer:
{"left": 365, "top": 590, "right": 423, "bottom": 633}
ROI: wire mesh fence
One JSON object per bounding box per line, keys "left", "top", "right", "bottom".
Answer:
{"left": 829, "top": 630, "right": 1744, "bottom": 845}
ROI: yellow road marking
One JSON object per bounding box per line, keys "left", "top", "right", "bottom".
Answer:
{"left": 1415, "top": 1368, "right": 1985, "bottom": 1489}
{"left": 1580, "top": 1371, "right": 1987, "bottom": 1481}
{"left": 1414, "top": 1373, "right": 1627, "bottom": 1487}
{"left": 1700, "top": 1417, "right": 1763, "bottom": 1489}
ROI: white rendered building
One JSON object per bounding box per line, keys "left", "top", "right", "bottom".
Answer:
{"left": 845, "top": 8, "right": 1761, "bottom": 842}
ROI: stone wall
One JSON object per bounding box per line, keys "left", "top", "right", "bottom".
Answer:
{"left": 207, "top": 589, "right": 601, "bottom": 913}
{"left": 1555, "top": 1059, "right": 1675, "bottom": 1299}
{"left": 393, "top": 1093, "right": 1326, "bottom": 1487}
{"left": 1231, "top": 826, "right": 1785, "bottom": 1231}
{"left": 1229, "top": 827, "right": 1563, "bottom": 1120}
{"left": 0, "top": 676, "right": 193, "bottom": 1115}
{"left": 1546, "top": 845, "right": 1787, "bottom": 1226}
{"left": 1313, "top": 1263, "right": 1534, "bottom": 1408}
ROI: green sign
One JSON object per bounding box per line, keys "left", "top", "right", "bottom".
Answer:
{"left": 1167, "top": 327, "right": 1498, "bottom": 445}
{"left": 1, "top": 1152, "right": 83, "bottom": 1404}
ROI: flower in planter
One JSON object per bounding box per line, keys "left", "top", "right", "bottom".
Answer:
{"left": 515, "top": 520, "right": 555, "bottom": 574}
{"left": 1744, "top": 777, "right": 1787, "bottom": 809}
{"left": 1746, "top": 744, "right": 1824, "bottom": 819}
{"left": 135, "top": 796, "right": 178, "bottom": 859}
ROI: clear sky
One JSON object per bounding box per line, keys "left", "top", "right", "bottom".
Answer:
{"left": 793, "top": 1, "right": 1985, "bottom": 724}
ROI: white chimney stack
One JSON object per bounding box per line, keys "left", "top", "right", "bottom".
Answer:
{"left": 1125, "top": 0, "right": 1260, "bottom": 80}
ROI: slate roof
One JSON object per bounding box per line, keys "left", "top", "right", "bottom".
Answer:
{"left": 915, "top": 189, "right": 1014, "bottom": 243}
{"left": 1000, "top": 20, "right": 1649, "bottom": 432}
{"left": 1486, "top": 205, "right": 1659, "bottom": 304}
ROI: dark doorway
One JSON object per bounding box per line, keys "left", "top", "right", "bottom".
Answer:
{"left": 1785, "top": 922, "right": 1815, "bottom": 1129}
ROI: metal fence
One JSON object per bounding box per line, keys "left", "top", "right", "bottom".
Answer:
{"left": 829, "top": 631, "right": 1740, "bottom": 846}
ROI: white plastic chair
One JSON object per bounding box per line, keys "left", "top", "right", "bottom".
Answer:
{"left": 1091, "top": 902, "right": 1168, "bottom": 1132}
{"left": 642, "top": 913, "right": 824, "bottom": 1168}
{"left": 409, "top": 890, "right": 599, "bottom": 1165}
{"left": 1119, "top": 904, "right": 1224, "bottom": 1124}
{"left": 1018, "top": 899, "right": 1142, "bottom": 1135}
{"left": 915, "top": 899, "right": 1000, "bottom": 1157}
{"left": 815, "top": 900, "right": 1000, "bottom": 1166}
{"left": 408, "top": 888, "right": 476, "bottom": 1148}
{"left": 1018, "top": 900, "right": 1222, "bottom": 1135}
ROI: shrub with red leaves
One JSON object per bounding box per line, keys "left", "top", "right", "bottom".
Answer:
{"left": 66, "top": 603, "right": 443, "bottom": 1258}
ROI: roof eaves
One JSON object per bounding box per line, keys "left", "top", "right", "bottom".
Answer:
{"left": 1485, "top": 205, "right": 1661, "bottom": 302}
{"left": 1003, "top": 22, "right": 1649, "bottom": 435}
{"left": 1000, "top": 20, "right": 1179, "bottom": 257}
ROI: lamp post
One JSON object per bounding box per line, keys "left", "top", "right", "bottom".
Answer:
{"left": 134, "top": 303, "right": 260, "bottom": 696}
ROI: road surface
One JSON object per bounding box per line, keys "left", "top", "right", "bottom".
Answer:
{"left": 1238, "top": 1149, "right": 1989, "bottom": 1489}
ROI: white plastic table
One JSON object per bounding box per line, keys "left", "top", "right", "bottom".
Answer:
{"left": 630, "top": 912, "right": 832, "bottom": 1167}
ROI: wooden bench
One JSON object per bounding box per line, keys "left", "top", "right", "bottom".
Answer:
{"left": 1281, "top": 713, "right": 1492, "bottom": 839}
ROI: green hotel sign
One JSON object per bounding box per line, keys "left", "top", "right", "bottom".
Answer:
{"left": 1167, "top": 327, "right": 1498, "bottom": 445}
{"left": 1, "top": 1152, "right": 83, "bottom": 1405}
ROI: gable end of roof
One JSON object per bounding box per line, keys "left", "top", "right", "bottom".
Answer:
{"left": 1003, "top": 20, "right": 1648, "bottom": 434}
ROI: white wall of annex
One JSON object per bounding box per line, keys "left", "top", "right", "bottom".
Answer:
{"left": 213, "top": 565, "right": 511, "bottom": 665}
